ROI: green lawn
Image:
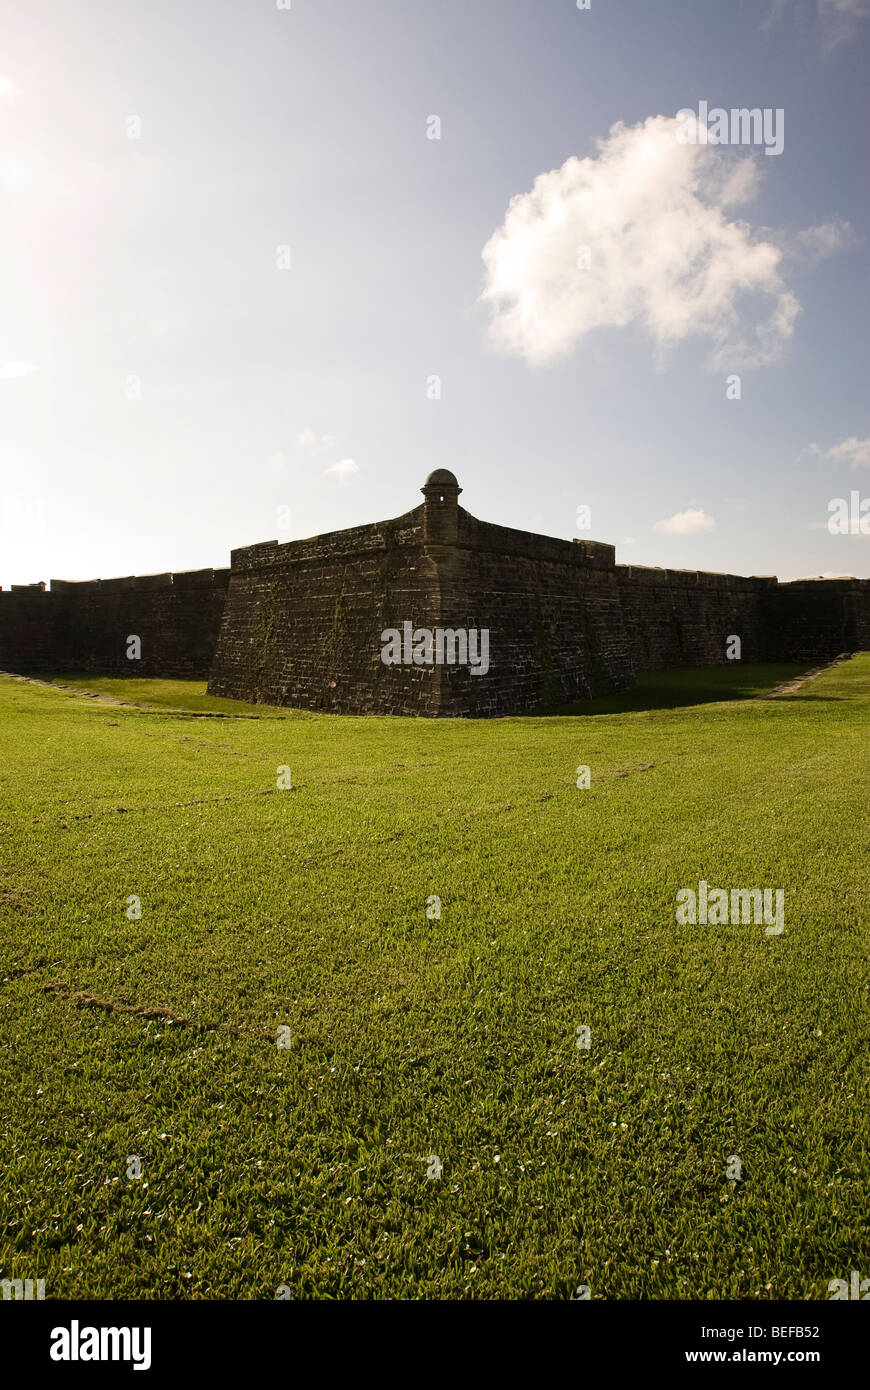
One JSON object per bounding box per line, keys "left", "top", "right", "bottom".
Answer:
{"left": 1, "top": 659, "right": 868, "bottom": 1300}
{"left": 32, "top": 662, "right": 811, "bottom": 719}
{"left": 26, "top": 674, "right": 296, "bottom": 718}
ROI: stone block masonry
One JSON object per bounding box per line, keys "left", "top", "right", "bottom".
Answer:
{"left": 2, "top": 473, "right": 868, "bottom": 715}
{"left": 614, "top": 565, "right": 777, "bottom": 670}
{"left": 206, "top": 473, "right": 636, "bottom": 715}
{"left": 207, "top": 511, "right": 443, "bottom": 715}
{"left": 0, "top": 569, "right": 230, "bottom": 679}
{"left": 206, "top": 472, "right": 870, "bottom": 715}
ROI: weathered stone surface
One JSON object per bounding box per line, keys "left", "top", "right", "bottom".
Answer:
{"left": 206, "top": 475, "right": 870, "bottom": 715}
{"left": 2, "top": 473, "right": 868, "bottom": 713}
{"left": 0, "top": 570, "right": 229, "bottom": 678}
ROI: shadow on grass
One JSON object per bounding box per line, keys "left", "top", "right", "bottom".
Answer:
{"left": 18, "top": 672, "right": 294, "bottom": 718}
{"left": 534, "top": 663, "right": 814, "bottom": 717}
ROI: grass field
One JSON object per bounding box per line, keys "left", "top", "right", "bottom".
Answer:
{"left": 1, "top": 659, "right": 868, "bottom": 1300}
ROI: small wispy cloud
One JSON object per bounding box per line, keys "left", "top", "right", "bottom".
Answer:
{"left": 811, "top": 435, "right": 870, "bottom": 468}
{"left": 0, "top": 76, "right": 18, "bottom": 102}
{"left": 763, "top": 0, "right": 869, "bottom": 51}
{"left": 793, "top": 217, "right": 856, "bottom": 261}
{"left": 819, "top": 0, "right": 870, "bottom": 49}
{"left": 653, "top": 508, "right": 717, "bottom": 535}
{"left": 299, "top": 429, "right": 358, "bottom": 477}
{"left": 0, "top": 361, "right": 36, "bottom": 379}
{"left": 826, "top": 436, "right": 870, "bottom": 469}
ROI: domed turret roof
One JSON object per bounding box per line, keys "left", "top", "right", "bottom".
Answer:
{"left": 423, "top": 469, "right": 460, "bottom": 488}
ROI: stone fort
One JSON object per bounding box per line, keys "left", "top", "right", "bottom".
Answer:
{"left": 2, "top": 470, "right": 868, "bottom": 716}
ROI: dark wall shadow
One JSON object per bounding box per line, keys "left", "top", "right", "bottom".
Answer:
{"left": 532, "top": 663, "right": 814, "bottom": 717}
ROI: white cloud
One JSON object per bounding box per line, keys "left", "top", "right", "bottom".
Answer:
{"left": 823, "top": 0, "right": 870, "bottom": 15}
{"left": 481, "top": 115, "right": 801, "bottom": 370}
{"left": 622, "top": 536, "right": 636, "bottom": 547}
{"left": 824, "top": 436, "right": 870, "bottom": 469}
{"left": 324, "top": 458, "right": 358, "bottom": 477}
{"left": 764, "top": 0, "right": 869, "bottom": 49}
{"left": 761, "top": 0, "right": 792, "bottom": 31}
{"left": 794, "top": 217, "right": 855, "bottom": 260}
{"left": 0, "top": 77, "right": 18, "bottom": 102}
{"left": 653, "top": 508, "right": 717, "bottom": 535}
{"left": 819, "top": 0, "right": 870, "bottom": 48}
{"left": 719, "top": 157, "right": 762, "bottom": 208}
{"left": 0, "top": 361, "right": 36, "bottom": 379}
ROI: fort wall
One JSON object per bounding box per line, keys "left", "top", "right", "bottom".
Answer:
{"left": 434, "top": 510, "right": 633, "bottom": 715}
{"left": 206, "top": 509, "right": 444, "bottom": 714}
{"left": 762, "top": 577, "right": 870, "bottom": 664}
{"left": 614, "top": 565, "right": 777, "bottom": 670}
{"left": 2, "top": 472, "right": 868, "bottom": 714}
{"left": 0, "top": 569, "right": 230, "bottom": 679}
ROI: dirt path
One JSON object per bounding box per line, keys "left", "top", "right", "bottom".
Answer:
{"left": 0, "top": 670, "right": 275, "bottom": 719}
{"left": 757, "top": 652, "right": 854, "bottom": 700}
{"left": 0, "top": 671, "right": 137, "bottom": 706}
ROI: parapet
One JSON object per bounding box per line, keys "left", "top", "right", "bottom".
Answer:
{"left": 48, "top": 569, "right": 230, "bottom": 592}
{"left": 615, "top": 565, "right": 778, "bottom": 590}
{"left": 461, "top": 513, "right": 616, "bottom": 568}
{"left": 172, "top": 568, "right": 228, "bottom": 589}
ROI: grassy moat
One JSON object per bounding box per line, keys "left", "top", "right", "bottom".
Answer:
{"left": 1, "top": 658, "right": 867, "bottom": 1298}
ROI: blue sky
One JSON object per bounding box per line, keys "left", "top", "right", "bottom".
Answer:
{"left": 1, "top": 0, "right": 868, "bottom": 585}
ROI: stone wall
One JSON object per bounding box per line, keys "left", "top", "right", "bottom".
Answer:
{"left": 435, "top": 511, "right": 634, "bottom": 716}
{"left": 613, "top": 566, "right": 870, "bottom": 676}
{"left": 614, "top": 565, "right": 777, "bottom": 670}
{"left": 2, "top": 473, "right": 869, "bottom": 714}
{"left": 762, "top": 578, "right": 870, "bottom": 664}
{"left": 207, "top": 498, "right": 637, "bottom": 715}
{"left": 207, "top": 478, "right": 870, "bottom": 715}
{"left": 0, "top": 569, "right": 230, "bottom": 678}
{"left": 207, "top": 511, "right": 444, "bottom": 714}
